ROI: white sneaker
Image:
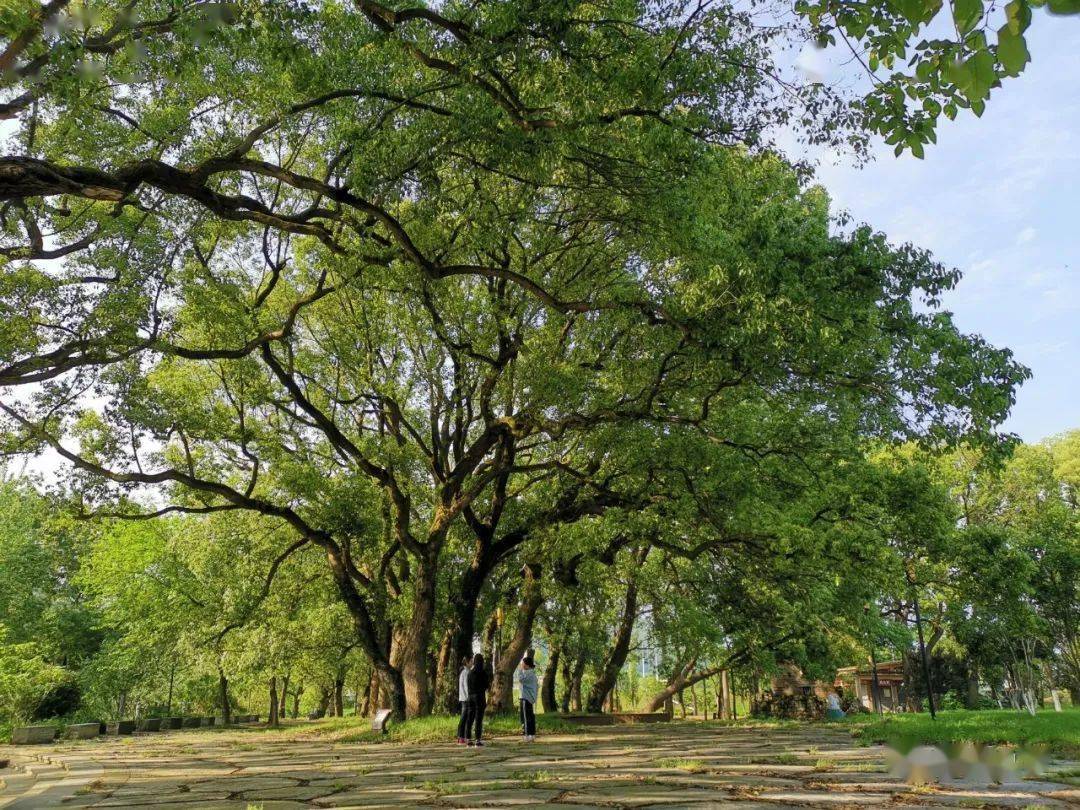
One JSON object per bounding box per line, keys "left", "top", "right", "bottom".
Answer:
{"left": 526, "top": 735, "right": 535, "bottom": 742}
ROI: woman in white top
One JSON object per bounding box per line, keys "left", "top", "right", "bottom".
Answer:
{"left": 456, "top": 656, "right": 471, "bottom": 744}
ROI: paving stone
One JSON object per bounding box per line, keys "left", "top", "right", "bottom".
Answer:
{"left": 561, "top": 783, "right": 722, "bottom": 805}
{"left": 440, "top": 788, "right": 563, "bottom": 806}
{"left": 312, "top": 786, "right": 435, "bottom": 806}
{"left": 755, "top": 790, "right": 895, "bottom": 805}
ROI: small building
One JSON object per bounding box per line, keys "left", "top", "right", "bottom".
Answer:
{"left": 835, "top": 661, "right": 905, "bottom": 712}
{"left": 768, "top": 664, "right": 831, "bottom": 699}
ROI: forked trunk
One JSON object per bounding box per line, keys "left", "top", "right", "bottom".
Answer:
{"left": 392, "top": 549, "right": 440, "bottom": 717}
{"left": 586, "top": 576, "right": 639, "bottom": 713}
{"left": 490, "top": 564, "right": 543, "bottom": 711}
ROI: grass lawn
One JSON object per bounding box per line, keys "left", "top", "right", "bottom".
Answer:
{"left": 845, "top": 708, "right": 1080, "bottom": 759}
{"left": 263, "top": 710, "right": 588, "bottom": 745}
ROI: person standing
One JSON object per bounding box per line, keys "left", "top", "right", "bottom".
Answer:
{"left": 466, "top": 652, "right": 490, "bottom": 746}
{"left": 517, "top": 655, "right": 538, "bottom": 741}
{"left": 456, "top": 655, "right": 471, "bottom": 744}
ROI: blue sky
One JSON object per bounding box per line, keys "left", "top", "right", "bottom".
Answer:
{"left": 800, "top": 16, "right": 1080, "bottom": 443}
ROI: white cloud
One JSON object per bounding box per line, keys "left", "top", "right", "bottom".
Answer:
{"left": 1017, "top": 226, "right": 1037, "bottom": 245}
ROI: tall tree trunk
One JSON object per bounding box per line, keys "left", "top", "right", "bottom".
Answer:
{"left": 541, "top": 645, "right": 560, "bottom": 713}
{"left": 587, "top": 575, "right": 640, "bottom": 713}
{"left": 482, "top": 609, "right": 500, "bottom": 676}
{"left": 292, "top": 685, "right": 303, "bottom": 719}
{"left": 166, "top": 657, "right": 176, "bottom": 714}
{"left": 279, "top": 673, "right": 290, "bottom": 718}
{"left": 218, "top": 667, "right": 231, "bottom": 724}
{"left": 491, "top": 564, "right": 543, "bottom": 711}
{"left": 560, "top": 654, "right": 574, "bottom": 712}
{"left": 333, "top": 672, "right": 345, "bottom": 717}
{"left": 965, "top": 663, "right": 981, "bottom": 709}
{"left": 269, "top": 676, "right": 280, "bottom": 726}
{"left": 443, "top": 545, "right": 493, "bottom": 712}
{"left": 434, "top": 627, "right": 455, "bottom": 712}
{"left": 912, "top": 592, "right": 937, "bottom": 719}
{"left": 316, "top": 685, "right": 331, "bottom": 718}
{"left": 570, "top": 657, "right": 586, "bottom": 711}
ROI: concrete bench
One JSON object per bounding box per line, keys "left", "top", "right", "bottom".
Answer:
{"left": 202, "top": 717, "right": 215, "bottom": 727}
{"left": 66, "top": 723, "right": 101, "bottom": 740}
{"left": 181, "top": 717, "right": 202, "bottom": 728}
{"left": 12, "top": 726, "right": 57, "bottom": 744}
{"left": 138, "top": 718, "right": 162, "bottom": 732}
{"left": 105, "top": 721, "right": 136, "bottom": 735}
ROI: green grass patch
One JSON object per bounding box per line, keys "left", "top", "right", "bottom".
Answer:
{"left": 508, "top": 768, "right": 551, "bottom": 788}
{"left": 845, "top": 708, "right": 1080, "bottom": 758}
{"left": 283, "top": 711, "right": 587, "bottom": 745}
{"left": 656, "top": 757, "right": 708, "bottom": 773}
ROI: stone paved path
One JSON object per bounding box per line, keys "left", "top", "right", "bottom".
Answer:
{"left": 1, "top": 722, "right": 1077, "bottom": 809}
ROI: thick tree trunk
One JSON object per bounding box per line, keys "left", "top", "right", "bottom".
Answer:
{"left": 292, "top": 685, "right": 303, "bottom": 719}
{"left": 570, "top": 658, "right": 585, "bottom": 711}
{"left": 269, "top": 676, "right": 280, "bottom": 726}
{"left": 541, "top": 646, "right": 560, "bottom": 713}
{"left": 586, "top": 577, "right": 639, "bottom": 713}
{"left": 218, "top": 668, "right": 231, "bottom": 724}
{"left": 966, "top": 664, "right": 981, "bottom": 709}
{"left": 392, "top": 550, "right": 439, "bottom": 717}
{"left": 491, "top": 564, "right": 543, "bottom": 711}
{"left": 316, "top": 685, "right": 331, "bottom": 718}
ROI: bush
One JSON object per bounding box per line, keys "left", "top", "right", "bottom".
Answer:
{"left": 32, "top": 682, "right": 82, "bottom": 720}
{"left": 0, "top": 636, "right": 74, "bottom": 728}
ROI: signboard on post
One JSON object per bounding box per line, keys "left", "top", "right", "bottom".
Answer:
{"left": 372, "top": 708, "right": 392, "bottom": 734}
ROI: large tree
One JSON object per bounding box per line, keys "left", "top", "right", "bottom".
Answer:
{"left": 1, "top": 1, "right": 1028, "bottom": 721}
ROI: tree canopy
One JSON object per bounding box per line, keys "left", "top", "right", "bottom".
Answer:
{"left": 0, "top": 0, "right": 1070, "bottom": 732}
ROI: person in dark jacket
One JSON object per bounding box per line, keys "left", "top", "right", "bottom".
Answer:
{"left": 465, "top": 652, "right": 490, "bottom": 746}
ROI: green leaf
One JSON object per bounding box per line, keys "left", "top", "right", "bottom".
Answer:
{"left": 966, "top": 50, "right": 997, "bottom": 99}
{"left": 1047, "top": 0, "right": 1080, "bottom": 12}
{"left": 1004, "top": 0, "right": 1033, "bottom": 33}
{"left": 996, "top": 27, "right": 1030, "bottom": 76}
{"left": 952, "top": 0, "right": 983, "bottom": 34}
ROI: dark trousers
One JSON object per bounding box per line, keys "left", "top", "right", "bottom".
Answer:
{"left": 466, "top": 696, "right": 486, "bottom": 740}
{"left": 520, "top": 699, "right": 536, "bottom": 736}
{"left": 456, "top": 700, "right": 469, "bottom": 738}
